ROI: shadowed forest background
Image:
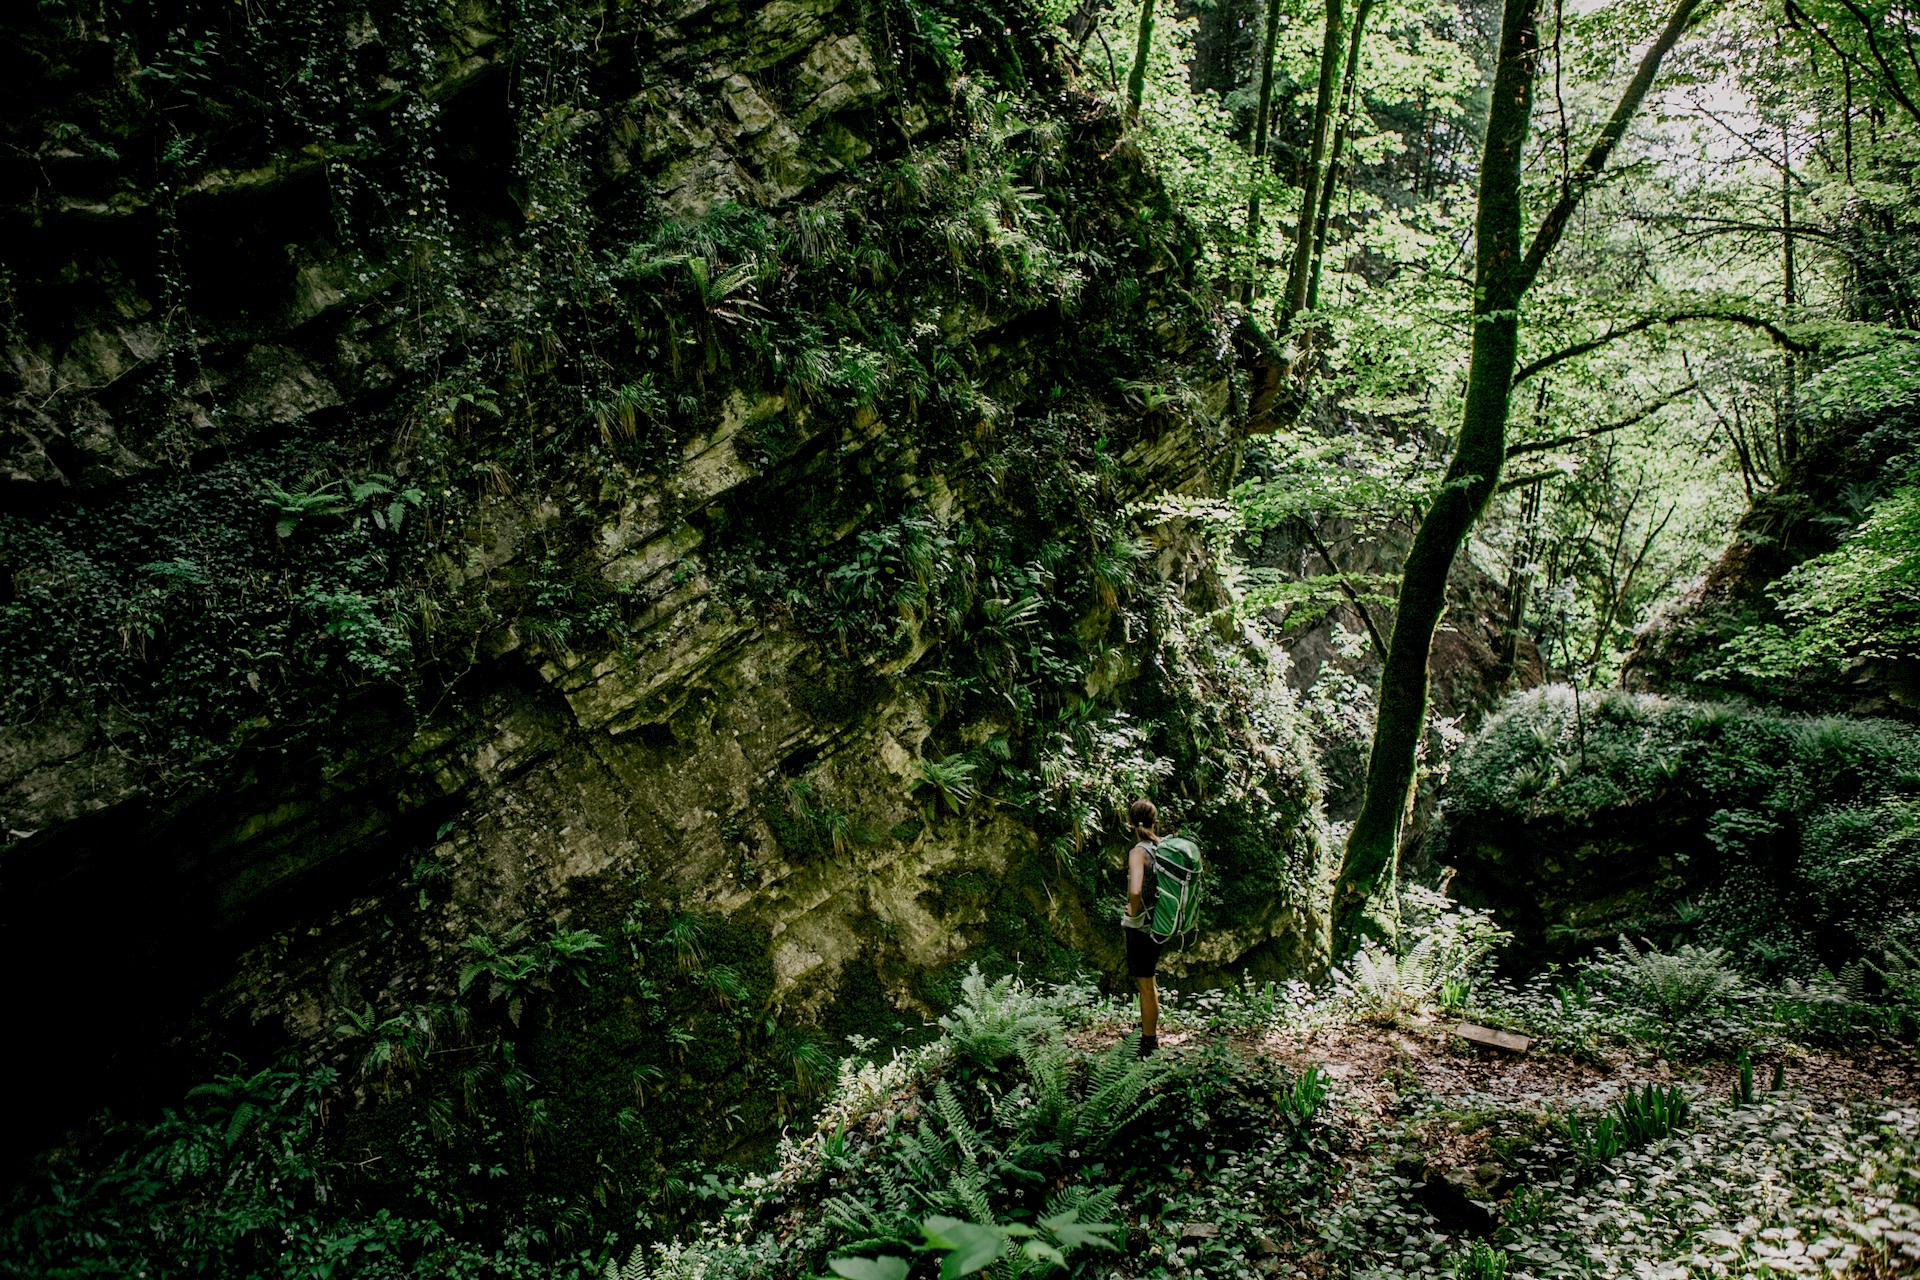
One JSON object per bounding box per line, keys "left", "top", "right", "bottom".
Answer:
{"left": 4, "top": 0, "right": 1920, "bottom": 1274}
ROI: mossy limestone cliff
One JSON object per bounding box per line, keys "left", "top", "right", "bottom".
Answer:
{"left": 0, "top": 0, "right": 1327, "bottom": 1176}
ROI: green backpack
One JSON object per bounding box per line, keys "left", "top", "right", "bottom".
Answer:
{"left": 1144, "top": 835, "right": 1204, "bottom": 944}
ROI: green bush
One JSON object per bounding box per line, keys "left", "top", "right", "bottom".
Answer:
{"left": 1, "top": 896, "right": 838, "bottom": 1277}
{"left": 1713, "top": 480, "right": 1920, "bottom": 682}
{"left": 1621, "top": 943, "right": 1742, "bottom": 1021}
{"left": 934, "top": 966, "right": 1064, "bottom": 1070}
{"left": 1441, "top": 688, "right": 1920, "bottom": 974}
{"left": 627, "top": 976, "right": 1336, "bottom": 1279}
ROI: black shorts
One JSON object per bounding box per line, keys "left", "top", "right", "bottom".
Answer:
{"left": 1125, "top": 927, "right": 1162, "bottom": 979}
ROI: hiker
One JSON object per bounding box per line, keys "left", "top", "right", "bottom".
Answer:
{"left": 1123, "top": 797, "right": 1162, "bottom": 1056}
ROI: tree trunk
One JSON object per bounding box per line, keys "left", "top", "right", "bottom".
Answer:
{"left": 1279, "top": 0, "right": 1348, "bottom": 330}
{"left": 1127, "top": 0, "right": 1158, "bottom": 112}
{"left": 1781, "top": 120, "right": 1798, "bottom": 463}
{"left": 1307, "top": 0, "right": 1376, "bottom": 310}
{"left": 1329, "top": 0, "right": 1705, "bottom": 958}
{"left": 1330, "top": 0, "right": 1540, "bottom": 957}
{"left": 1243, "top": 0, "right": 1286, "bottom": 301}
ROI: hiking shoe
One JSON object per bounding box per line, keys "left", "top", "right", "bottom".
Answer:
{"left": 1138, "top": 1035, "right": 1159, "bottom": 1058}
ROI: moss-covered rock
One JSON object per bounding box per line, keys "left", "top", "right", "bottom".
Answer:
{"left": 0, "top": 0, "right": 1330, "bottom": 1233}
{"left": 1437, "top": 686, "right": 1920, "bottom": 975}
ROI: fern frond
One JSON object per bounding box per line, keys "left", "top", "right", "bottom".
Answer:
{"left": 604, "top": 1243, "right": 653, "bottom": 1280}
{"left": 1017, "top": 1038, "right": 1069, "bottom": 1141}
{"left": 223, "top": 1101, "right": 258, "bottom": 1147}
{"left": 1073, "top": 1037, "right": 1168, "bottom": 1148}
{"left": 933, "top": 1080, "right": 979, "bottom": 1166}
{"left": 947, "top": 1164, "right": 994, "bottom": 1226}
{"left": 935, "top": 964, "right": 1062, "bottom": 1066}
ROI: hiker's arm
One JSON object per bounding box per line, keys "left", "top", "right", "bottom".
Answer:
{"left": 1127, "top": 844, "right": 1146, "bottom": 919}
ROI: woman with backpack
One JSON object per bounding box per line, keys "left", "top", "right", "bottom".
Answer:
{"left": 1122, "top": 797, "right": 1204, "bottom": 1058}
{"left": 1123, "top": 797, "right": 1163, "bottom": 1057}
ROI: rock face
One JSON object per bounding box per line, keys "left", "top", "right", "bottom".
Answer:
{"left": 1626, "top": 398, "right": 1920, "bottom": 716}
{"left": 0, "top": 0, "right": 1329, "bottom": 1171}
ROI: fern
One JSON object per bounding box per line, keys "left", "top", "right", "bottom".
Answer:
{"left": 1620, "top": 940, "right": 1741, "bottom": 1019}
{"left": 1345, "top": 943, "right": 1436, "bottom": 1020}
{"left": 802, "top": 975, "right": 1158, "bottom": 1276}
{"left": 1015, "top": 1037, "right": 1069, "bottom": 1139}
{"left": 936, "top": 966, "right": 1062, "bottom": 1068}
{"left": 1341, "top": 887, "right": 1510, "bottom": 1019}
{"left": 1071, "top": 1036, "right": 1167, "bottom": 1149}
{"left": 604, "top": 1244, "right": 650, "bottom": 1280}
{"left": 912, "top": 753, "right": 980, "bottom": 820}
{"left": 602, "top": 1241, "right": 733, "bottom": 1280}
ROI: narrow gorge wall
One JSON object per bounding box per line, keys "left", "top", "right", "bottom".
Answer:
{"left": 0, "top": 0, "right": 1330, "bottom": 1177}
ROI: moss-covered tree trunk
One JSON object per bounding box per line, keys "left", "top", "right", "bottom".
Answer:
{"left": 1331, "top": 0, "right": 1540, "bottom": 957}
{"left": 1242, "top": 0, "right": 1287, "bottom": 301}
{"left": 1128, "top": 0, "right": 1158, "bottom": 111}
{"left": 1331, "top": 0, "right": 1707, "bottom": 957}
{"left": 1307, "top": 0, "right": 1376, "bottom": 310}
{"left": 1279, "top": 0, "right": 1348, "bottom": 328}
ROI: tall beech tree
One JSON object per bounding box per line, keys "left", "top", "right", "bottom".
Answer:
{"left": 1243, "top": 0, "right": 1287, "bottom": 301}
{"left": 1281, "top": 0, "right": 1351, "bottom": 330}
{"left": 1308, "top": 0, "right": 1377, "bottom": 310}
{"left": 1330, "top": 0, "right": 1709, "bottom": 955}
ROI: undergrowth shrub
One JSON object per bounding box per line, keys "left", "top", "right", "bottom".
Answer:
{"left": 1618, "top": 941, "right": 1742, "bottom": 1020}
{"left": 1465, "top": 931, "right": 1920, "bottom": 1058}
{"left": 1334, "top": 886, "right": 1511, "bottom": 1022}
{"left": 0, "top": 1063, "right": 593, "bottom": 1279}
{"left": 1331, "top": 1091, "right": 1920, "bottom": 1280}
{"left": 1439, "top": 688, "right": 1920, "bottom": 976}
{"left": 645, "top": 967, "right": 1335, "bottom": 1279}
{"left": 936, "top": 967, "right": 1064, "bottom": 1071}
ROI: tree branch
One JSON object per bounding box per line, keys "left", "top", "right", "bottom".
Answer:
{"left": 1783, "top": 0, "right": 1920, "bottom": 124}
{"left": 1831, "top": 0, "right": 1920, "bottom": 125}
{"left": 1684, "top": 97, "right": 1810, "bottom": 187}
{"left": 1297, "top": 518, "right": 1390, "bottom": 655}
{"left": 1662, "top": 216, "right": 1841, "bottom": 243}
{"left": 1512, "top": 310, "right": 1812, "bottom": 385}
{"left": 1515, "top": 0, "right": 1707, "bottom": 295}
{"left": 1505, "top": 381, "right": 1699, "bottom": 457}
{"left": 1495, "top": 469, "right": 1559, "bottom": 495}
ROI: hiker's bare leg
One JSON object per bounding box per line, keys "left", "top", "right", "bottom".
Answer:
{"left": 1136, "top": 976, "right": 1158, "bottom": 1038}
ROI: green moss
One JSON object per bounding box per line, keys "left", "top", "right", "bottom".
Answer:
{"left": 791, "top": 670, "right": 889, "bottom": 725}
{"left": 917, "top": 861, "right": 1086, "bottom": 1010}
{"left": 820, "top": 957, "right": 920, "bottom": 1047}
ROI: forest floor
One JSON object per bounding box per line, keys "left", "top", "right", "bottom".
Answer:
{"left": 1058, "top": 1012, "right": 1920, "bottom": 1279}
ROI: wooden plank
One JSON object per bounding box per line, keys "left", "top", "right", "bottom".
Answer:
{"left": 1453, "top": 1022, "right": 1531, "bottom": 1054}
